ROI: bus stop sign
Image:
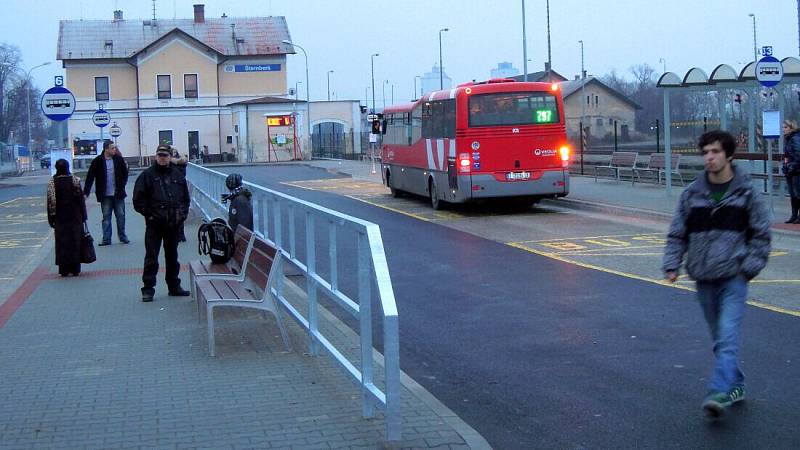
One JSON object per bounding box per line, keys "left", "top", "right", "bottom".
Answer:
{"left": 756, "top": 55, "right": 783, "bottom": 88}
{"left": 109, "top": 122, "right": 122, "bottom": 137}
{"left": 40, "top": 86, "right": 76, "bottom": 121}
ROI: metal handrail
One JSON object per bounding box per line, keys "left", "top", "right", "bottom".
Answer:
{"left": 186, "top": 163, "right": 401, "bottom": 441}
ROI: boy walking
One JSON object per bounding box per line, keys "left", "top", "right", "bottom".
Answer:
{"left": 663, "top": 130, "right": 771, "bottom": 418}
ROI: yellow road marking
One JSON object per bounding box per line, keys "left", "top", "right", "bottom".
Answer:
{"left": 344, "top": 195, "right": 433, "bottom": 222}
{"left": 518, "top": 232, "right": 662, "bottom": 244}
{"left": 557, "top": 252, "right": 665, "bottom": 257}
{"left": 507, "top": 241, "right": 799, "bottom": 317}
{"left": 749, "top": 279, "right": 800, "bottom": 284}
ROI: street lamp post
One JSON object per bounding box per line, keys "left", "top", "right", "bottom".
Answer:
{"left": 522, "top": 0, "right": 528, "bottom": 82}
{"left": 438, "top": 28, "right": 449, "bottom": 90}
{"left": 413, "top": 75, "right": 421, "bottom": 100}
{"left": 327, "top": 70, "right": 334, "bottom": 101}
{"left": 370, "top": 53, "right": 379, "bottom": 113}
{"left": 3, "top": 61, "right": 52, "bottom": 171}
{"left": 579, "top": 40, "right": 586, "bottom": 175}
{"left": 281, "top": 40, "right": 310, "bottom": 158}
{"left": 658, "top": 57, "right": 666, "bottom": 74}
{"left": 545, "top": 0, "right": 552, "bottom": 80}
{"left": 748, "top": 13, "right": 758, "bottom": 63}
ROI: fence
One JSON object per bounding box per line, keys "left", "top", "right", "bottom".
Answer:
{"left": 186, "top": 163, "right": 402, "bottom": 441}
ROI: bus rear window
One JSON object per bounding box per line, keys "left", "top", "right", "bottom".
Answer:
{"left": 469, "top": 92, "right": 559, "bottom": 127}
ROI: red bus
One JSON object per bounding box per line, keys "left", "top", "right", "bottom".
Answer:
{"left": 380, "top": 79, "right": 570, "bottom": 209}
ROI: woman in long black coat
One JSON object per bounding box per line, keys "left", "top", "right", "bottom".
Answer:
{"left": 47, "top": 159, "right": 88, "bottom": 276}
{"left": 783, "top": 120, "right": 800, "bottom": 224}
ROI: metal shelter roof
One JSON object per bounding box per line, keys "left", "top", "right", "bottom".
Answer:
{"left": 657, "top": 57, "right": 800, "bottom": 88}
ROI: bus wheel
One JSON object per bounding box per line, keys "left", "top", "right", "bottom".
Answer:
{"left": 429, "top": 179, "right": 444, "bottom": 210}
{"left": 387, "top": 172, "right": 402, "bottom": 198}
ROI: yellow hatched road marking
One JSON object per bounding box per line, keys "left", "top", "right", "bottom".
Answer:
{"left": 518, "top": 232, "right": 662, "bottom": 244}
{"left": 507, "top": 241, "right": 800, "bottom": 318}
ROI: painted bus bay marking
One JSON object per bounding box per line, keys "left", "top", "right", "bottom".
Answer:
{"left": 0, "top": 197, "right": 43, "bottom": 208}
{"left": 507, "top": 241, "right": 800, "bottom": 317}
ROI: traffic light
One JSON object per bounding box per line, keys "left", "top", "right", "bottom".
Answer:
{"left": 371, "top": 120, "right": 381, "bottom": 134}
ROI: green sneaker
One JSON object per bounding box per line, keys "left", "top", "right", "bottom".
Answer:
{"left": 702, "top": 392, "right": 731, "bottom": 418}
{"left": 728, "top": 386, "right": 746, "bottom": 405}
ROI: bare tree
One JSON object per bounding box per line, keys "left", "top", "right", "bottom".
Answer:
{"left": 0, "top": 43, "right": 22, "bottom": 143}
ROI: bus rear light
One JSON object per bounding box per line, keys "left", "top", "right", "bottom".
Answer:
{"left": 472, "top": 185, "right": 481, "bottom": 191}
{"left": 559, "top": 146, "right": 570, "bottom": 167}
{"left": 555, "top": 181, "right": 565, "bottom": 186}
{"left": 458, "top": 153, "right": 471, "bottom": 173}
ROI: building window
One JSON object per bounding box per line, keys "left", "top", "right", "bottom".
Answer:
{"left": 596, "top": 118, "right": 603, "bottom": 126}
{"left": 95, "top": 77, "right": 109, "bottom": 101}
{"left": 158, "top": 130, "right": 173, "bottom": 145}
{"left": 184, "top": 74, "right": 198, "bottom": 99}
{"left": 226, "top": 135, "right": 233, "bottom": 144}
{"left": 157, "top": 75, "right": 171, "bottom": 99}
{"left": 609, "top": 118, "right": 614, "bottom": 126}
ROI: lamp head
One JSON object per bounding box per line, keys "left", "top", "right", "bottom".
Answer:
{"left": 281, "top": 39, "right": 292, "bottom": 45}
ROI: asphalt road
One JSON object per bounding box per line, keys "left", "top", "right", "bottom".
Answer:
{"left": 192, "top": 165, "right": 800, "bottom": 448}
{"left": 212, "top": 164, "right": 800, "bottom": 449}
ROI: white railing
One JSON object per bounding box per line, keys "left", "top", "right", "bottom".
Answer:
{"left": 186, "top": 163, "right": 401, "bottom": 441}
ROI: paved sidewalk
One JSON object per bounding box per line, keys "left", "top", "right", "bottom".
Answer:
{"left": 0, "top": 179, "right": 488, "bottom": 449}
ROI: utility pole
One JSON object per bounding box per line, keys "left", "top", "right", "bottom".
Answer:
{"left": 522, "top": 0, "right": 528, "bottom": 82}
{"left": 546, "top": 0, "right": 552, "bottom": 80}
{"left": 439, "top": 28, "right": 449, "bottom": 90}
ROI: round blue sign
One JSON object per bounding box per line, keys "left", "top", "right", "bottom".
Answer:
{"left": 755, "top": 55, "right": 783, "bottom": 88}
{"left": 40, "top": 86, "right": 76, "bottom": 121}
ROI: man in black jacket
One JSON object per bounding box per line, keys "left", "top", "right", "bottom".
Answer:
{"left": 133, "top": 145, "right": 191, "bottom": 302}
{"left": 84, "top": 141, "right": 129, "bottom": 245}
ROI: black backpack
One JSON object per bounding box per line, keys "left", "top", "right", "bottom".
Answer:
{"left": 198, "top": 218, "right": 235, "bottom": 264}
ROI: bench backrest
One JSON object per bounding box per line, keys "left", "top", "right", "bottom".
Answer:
{"left": 230, "top": 225, "right": 254, "bottom": 272}
{"left": 647, "top": 153, "right": 680, "bottom": 170}
{"left": 610, "top": 151, "right": 638, "bottom": 167}
{"left": 243, "top": 237, "right": 279, "bottom": 297}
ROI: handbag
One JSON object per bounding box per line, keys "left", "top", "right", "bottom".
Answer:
{"left": 80, "top": 222, "right": 96, "bottom": 264}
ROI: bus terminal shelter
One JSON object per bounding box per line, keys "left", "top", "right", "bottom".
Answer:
{"left": 657, "top": 56, "right": 800, "bottom": 206}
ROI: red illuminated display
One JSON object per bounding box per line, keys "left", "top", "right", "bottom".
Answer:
{"left": 266, "top": 115, "right": 293, "bottom": 126}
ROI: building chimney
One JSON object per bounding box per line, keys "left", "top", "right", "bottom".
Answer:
{"left": 193, "top": 4, "right": 205, "bottom": 23}
{"left": 113, "top": 10, "right": 123, "bottom": 21}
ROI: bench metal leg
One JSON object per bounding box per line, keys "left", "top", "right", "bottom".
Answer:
{"left": 207, "top": 304, "right": 216, "bottom": 357}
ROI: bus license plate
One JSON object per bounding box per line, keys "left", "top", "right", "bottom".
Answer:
{"left": 506, "top": 171, "right": 530, "bottom": 181}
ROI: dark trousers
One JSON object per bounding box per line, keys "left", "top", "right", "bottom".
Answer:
{"left": 142, "top": 221, "right": 182, "bottom": 294}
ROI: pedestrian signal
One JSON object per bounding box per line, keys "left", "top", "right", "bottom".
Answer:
{"left": 371, "top": 120, "right": 381, "bottom": 134}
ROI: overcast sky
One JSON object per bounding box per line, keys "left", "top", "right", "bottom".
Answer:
{"left": 1, "top": 0, "right": 797, "bottom": 104}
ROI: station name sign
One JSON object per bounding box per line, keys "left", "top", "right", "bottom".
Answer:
{"left": 224, "top": 64, "right": 281, "bottom": 73}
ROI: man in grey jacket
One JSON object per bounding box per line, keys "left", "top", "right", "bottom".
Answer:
{"left": 663, "top": 130, "right": 771, "bottom": 419}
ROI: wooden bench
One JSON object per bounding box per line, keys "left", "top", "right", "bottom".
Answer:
{"left": 635, "top": 153, "right": 685, "bottom": 185}
{"left": 594, "top": 151, "right": 638, "bottom": 184}
{"left": 190, "top": 225, "right": 291, "bottom": 356}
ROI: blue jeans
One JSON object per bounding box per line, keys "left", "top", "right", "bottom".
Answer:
{"left": 100, "top": 196, "right": 127, "bottom": 243}
{"left": 696, "top": 275, "right": 747, "bottom": 395}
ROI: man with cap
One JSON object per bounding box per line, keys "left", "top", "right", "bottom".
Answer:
{"left": 132, "top": 144, "right": 191, "bottom": 302}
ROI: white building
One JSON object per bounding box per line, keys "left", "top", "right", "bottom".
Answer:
{"left": 490, "top": 62, "right": 520, "bottom": 79}
{"left": 420, "top": 64, "right": 452, "bottom": 95}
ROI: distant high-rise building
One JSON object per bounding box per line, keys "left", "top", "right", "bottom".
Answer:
{"left": 420, "top": 64, "right": 452, "bottom": 94}
{"left": 490, "top": 62, "right": 520, "bottom": 79}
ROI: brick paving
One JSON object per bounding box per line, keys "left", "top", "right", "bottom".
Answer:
{"left": 0, "top": 180, "right": 489, "bottom": 449}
